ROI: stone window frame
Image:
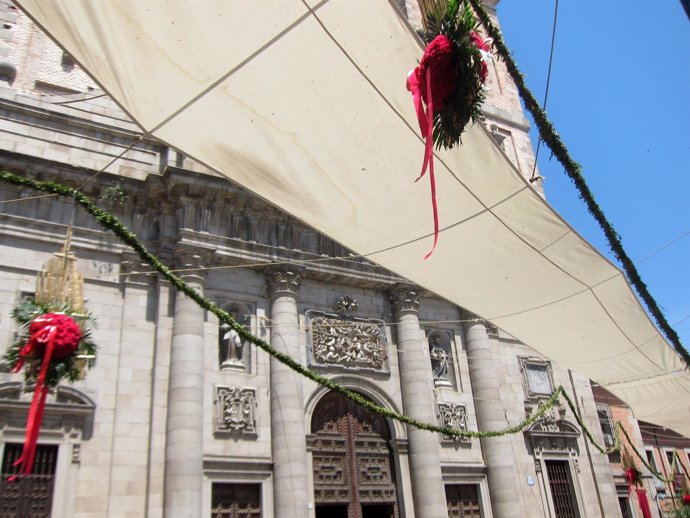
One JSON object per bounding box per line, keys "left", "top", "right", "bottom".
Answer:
{"left": 0, "top": 382, "right": 96, "bottom": 518}
{"left": 518, "top": 356, "right": 556, "bottom": 404}
{"left": 440, "top": 467, "right": 491, "bottom": 518}
{"left": 202, "top": 458, "right": 273, "bottom": 518}
{"left": 539, "top": 456, "right": 585, "bottom": 518}
{"left": 595, "top": 403, "right": 616, "bottom": 449}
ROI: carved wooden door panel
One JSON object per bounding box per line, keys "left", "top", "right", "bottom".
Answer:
{"left": 311, "top": 392, "right": 399, "bottom": 518}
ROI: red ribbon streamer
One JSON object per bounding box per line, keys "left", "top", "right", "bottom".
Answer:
{"left": 635, "top": 488, "right": 652, "bottom": 518}
{"left": 9, "top": 326, "right": 57, "bottom": 481}
{"left": 407, "top": 66, "right": 439, "bottom": 259}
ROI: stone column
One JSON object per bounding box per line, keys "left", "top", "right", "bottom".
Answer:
{"left": 164, "top": 249, "right": 210, "bottom": 518}
{"left": 265, "top": 267, "right": 309, "bottom": 518}
{"left": 463, "top": 314, "right": 520, "bottom": 518}
{"left": 389, "top": 285, "right": 447, "bottom": 518}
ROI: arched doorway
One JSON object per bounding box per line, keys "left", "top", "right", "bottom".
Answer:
{"left": 310, "top": 391, "right": 399, "bottom": 518}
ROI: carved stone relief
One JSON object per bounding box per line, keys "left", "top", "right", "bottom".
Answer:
{"left": 524, "top": 409, "right": 580, "bottom": 458}
{"left": 307, "top": 310, "right": 388, "bottom": 371}
{"left": 215, "top": 386, "right": 256, "bottom": 435}
{"left": 437, "top": 402, "right": 470, "bottom": 443}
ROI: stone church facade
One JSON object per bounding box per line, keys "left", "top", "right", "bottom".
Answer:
{"left": 0, "top": 1, "right": 628, "bottom": 517}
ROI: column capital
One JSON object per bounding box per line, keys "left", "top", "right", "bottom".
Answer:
{"left": 389, "top": 284, "right": 421, "bottom": 315}
{"left": 265, "top": 266, "right": 302, "bottom": 297}
{"left": 120, "top": 253, "right": 155, "bottom": 286}
{"left": 174, "top": 246, "right": 214, "bottom": 284}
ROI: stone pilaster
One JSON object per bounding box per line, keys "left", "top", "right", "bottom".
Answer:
{"left": 163, "top": 248, "right": 212, "bottom": 518}
{"left": 265, "top": 267, "right": 309, "bottom": 518}
{"left": 463, "top": 311, "right": 520, "bottom": 518}
{"left": 107, "top": 254, "right": 157, "bottom": 517}
{"left": 389, "top": 285, "right": 447, "bottom": 518}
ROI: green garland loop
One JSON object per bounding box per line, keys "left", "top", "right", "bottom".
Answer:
{"left": 466, "top": 0, "right": 689, "bottom": 369}
{"left": 618, "top": 423, "right": 690, "bottom": 485}
{"left": 0, "top": 170, "right": 620, "bottom": 448}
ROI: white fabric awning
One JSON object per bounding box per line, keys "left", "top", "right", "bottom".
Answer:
{"left": 16, "top": 0, "right": 689, "bottom": 436}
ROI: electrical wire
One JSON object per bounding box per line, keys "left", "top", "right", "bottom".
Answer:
{"left": 529, "top": 0, "right": 559, "bottom": 183}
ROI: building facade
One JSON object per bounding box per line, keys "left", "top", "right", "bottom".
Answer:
{"left": 0, "top": 1, "right": 627, "bottom": 517}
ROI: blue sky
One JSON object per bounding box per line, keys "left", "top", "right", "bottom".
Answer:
{"left": 496, "top": 1, "right": 690, "bottom": 350}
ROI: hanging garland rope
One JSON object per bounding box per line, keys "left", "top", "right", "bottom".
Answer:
{"left": 466, "top": 0, "right": 689, "bottom": 369}
{"left": 0, "top": 170, "right": 620, "bottom": 449}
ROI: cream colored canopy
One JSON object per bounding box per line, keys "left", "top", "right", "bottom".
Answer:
{"left": 17, "top": 0, "right": 689, "bottom": 436}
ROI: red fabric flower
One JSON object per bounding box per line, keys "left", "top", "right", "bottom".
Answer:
{"left": 469, "top": 31, "right": 489, "bottom": 83}
{"left": 683, "top": 493, "right": 690, "bottom": 505}
{"left": 25, "top": 313, "right": 81, "bottom": 359}
{"left": 415, "top": 34, "right": 458, "bottom": 112}
{"left": 470, "top": 31, "right": 490, "bottom": 53}
{"left": 625, "top": 467, "right": 640, "bottom": 486}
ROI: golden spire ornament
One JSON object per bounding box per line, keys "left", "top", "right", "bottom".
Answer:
{"left": 34, "top": 228, "right": 84, "bottom": 312}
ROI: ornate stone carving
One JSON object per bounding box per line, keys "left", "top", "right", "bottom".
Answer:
{"left": 120, "top": 253, "right": 155, "bottom": 285}
{"left": 437, "top": 402, "right": 470, "bottom": 443}
{"left": 334, "top": 296, "right": 358, "bottom": 315}
{"left": 524, "top": 412, "right": 580, "bottom": 458}
{"left": 215, "top": 386, "right": 256, "bottom": 435}
{"left": 174, "top": 246, "right": 214, "bottom": 283}
{"left": 71, "top": 443, "right": 81, "bottom": 464}
{"left": 519, "top": 356, "right": 556, "bottom": 404}
{"left": 265, "top": 267, "right": 301, "bottom": 296}
{"left": 307, "top": 311, "right": 388, "bottom": 371}
{"left": 389, "top": 285, "right": 420, "bottom": 314}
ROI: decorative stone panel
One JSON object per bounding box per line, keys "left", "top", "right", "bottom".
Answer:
{"left": 437, "top": 402, "right": 470, "bottom": 443}
{"left": 214, "top": 386, "right": 257, "bottom": 436}
{"left": 307, "top": 310, "right": 388, "bottom": 372}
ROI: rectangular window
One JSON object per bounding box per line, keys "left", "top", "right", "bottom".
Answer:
{"left": 445, "top": 484, "right": 482, "bottom": 518}
{"left": 617, "top": 496, "right": 633, "bottom": 518}
{"left": 544, "top": 460, "right": 580, "bottom": 518}
{"left": 595, "top": 404, "right": 615, "bottom": 448}
{"left": 666, "top": 449, "right": 677, "bottom": 471}
{"left": 0, "top": 443, "right": 58, "bottom": 517}
{"left": 645, "top": 449, "right": 657, "bottom": 472}
{"left": 211, "top": 483, "right": 261, "bottom": 518}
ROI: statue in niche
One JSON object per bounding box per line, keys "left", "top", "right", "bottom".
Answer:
{"left": 219, "top": 305, "right": 249, "bottom": 370}
{"left": 429, "top": 333, "right": 452, "bottom": 387}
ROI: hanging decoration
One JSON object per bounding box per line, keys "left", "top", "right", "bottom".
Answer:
{"left": 407, "top": 0, "right": 491, "bottom": 258}
{"left": 466, "top": 0, "right": 690, "bottom": 369}
{"left": 634, "top": 488, "right": 652, "bottom": 518}
{"left": 621, "top": 447, "right": 642, "bottom": 494}
{"left": 621, "top": 447, "right": 651, "bottom": 517}
{"left": 4, "top": 233, "right": 97, "bottom": 480}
